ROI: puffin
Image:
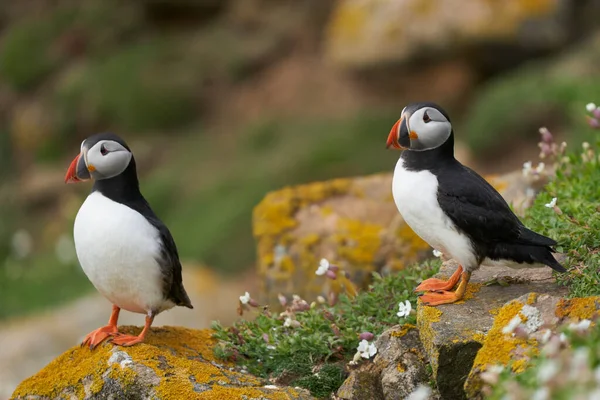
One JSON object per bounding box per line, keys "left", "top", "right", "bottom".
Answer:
{"left": 386, "top": 102, "right": 566, "bottom": 306}
{"left": 65, "top": 133, "right": 193, "bottom": 348}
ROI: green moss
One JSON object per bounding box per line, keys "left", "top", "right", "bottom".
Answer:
{"left": 294, "top": 364, "right": 346, "bottom": 398}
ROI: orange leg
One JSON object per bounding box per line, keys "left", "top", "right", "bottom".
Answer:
{"left": 414, "top": 265, "right": 463, "bottom": 292}
{"left": 82, "top": 305, "right": 120, "bottom": 349}
{"left": 110, "top": 314, "right": 154, "bottom": 347}
{"left": 419, "top": 271, "right": 472, "bottom": 306}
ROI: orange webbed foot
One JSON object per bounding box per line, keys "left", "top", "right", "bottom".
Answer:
{"left": 109, "top": 332, "right": 145, "bottom": 347}
{"left": 418, "top": 270, "right": 472, "bottom": 307}
{"left": 81, "top": 325, "right": 118, "bottom": 349}
{"left": 414, "top": 265, "right": 463, "bottom": 292}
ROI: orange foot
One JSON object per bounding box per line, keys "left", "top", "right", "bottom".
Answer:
{"left": 419, "top": 271, "right": 472, "bottom": 306}
{"left": 414, "top": 265, "right": 463, "bottom": 292}
{"left": 82, "top": 305, "right": 121, "bottom": 349}
{"left": 109, "top": 314, "right": 154, "bottom": 347}
{"left": 82, "top": 324, "right": 118, "bottom": 349}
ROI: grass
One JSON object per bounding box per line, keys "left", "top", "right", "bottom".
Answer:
{"left": 211, "top": 259, "right": 442, "bottom": 397}
{"left": 523, "top": 140, "right": 600, "bottom": 297}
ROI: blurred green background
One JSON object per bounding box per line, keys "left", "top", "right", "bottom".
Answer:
{"left": 1, "top": 0, "right": 600, "bottom": 321}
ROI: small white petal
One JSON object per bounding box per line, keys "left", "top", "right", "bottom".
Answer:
{"left": 407, "top": 385, "right": 432, "bottom": 400}
{"left": 538, "top": 127, "right": 550, "bottom": 135}
{"left": 368, "top": 343, "right": 377, "bottom": 357}
{"left": 432, "top": 249, "right": 442, "bottom": 258}
{"left": 544, "top": 197, "right": 557, "bottom": 208}
{"left": 586, "top": 103, "right": 597, "bottom": 113}
{"left": 535, "top": 162, "right": 545, "bottom": 173}
{"left": 502, "top": 315, "right": 522, "bottom": 334}
{"left": 239, "top": 291, "right": 251, "bottom": 304}
{"left": 315, "top": 258, "right": 330, "bottom": 276}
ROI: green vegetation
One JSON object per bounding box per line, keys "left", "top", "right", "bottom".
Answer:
{"left": 212, "top": 259, "right": 441, "bottom": 397}
{"left": 463, "top": 35, "right": 600, "bottom": 156}
{"left": 523, "top": 141, "right": 600, "bottom": 298}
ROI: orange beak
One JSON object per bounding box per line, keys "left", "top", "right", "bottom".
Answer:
{"left": 386, "top": 118, "right": 404, "bottom": 149}
{"left": 65, "top": 154, "right": 81, "bottom": 183}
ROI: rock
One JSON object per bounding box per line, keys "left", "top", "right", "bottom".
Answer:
{"left": 0, "top": 267, "right": 256, "bottom": 399}
{"left": 416, "top": 259, "right": 568, "bottom": 400}
{"left": 337, "top": 325, "right": 431, "bottom": 400}
{"left": 253, "top": 170, "right": 547, "bottom": 307}
{"left": 325, "top": 0, "right": 573, "bottom": 68}
{"left": 465, "top": 294, "right": 600, "bottom": 399}
{"left": 11, "top": 327, "right": 313, "bottom": 400}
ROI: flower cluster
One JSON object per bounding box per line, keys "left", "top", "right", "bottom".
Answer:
{"left": 485, "top": 317, "right": 599, "bottom": 399}
{"left": 586, "top": 103, "right": 600, "bottom": 129}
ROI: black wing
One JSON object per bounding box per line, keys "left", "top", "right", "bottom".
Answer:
{"left": 129, "top": 199, "right": 193, "bottom": 309}
{"left": 436, "top": 163, "right": 565, "bottom": 272}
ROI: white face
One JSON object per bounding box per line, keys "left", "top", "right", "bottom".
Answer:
{"left": 406, "top": 107, "right": 452, "bottom": 151}
{"left": 84, "top": 139, "right": 132, "bottom": 180}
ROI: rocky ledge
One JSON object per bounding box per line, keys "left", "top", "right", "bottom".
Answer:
{"left": 11, "top": 327, "right": 313, "bottom": 400}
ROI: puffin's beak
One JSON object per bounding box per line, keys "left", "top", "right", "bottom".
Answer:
{"left": 386, "top": 117, "right": 412, "bottom": 150}
{"left": 65, "top": 152, "right": 91, "bottom": 183}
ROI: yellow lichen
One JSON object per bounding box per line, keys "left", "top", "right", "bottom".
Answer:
{"left": 335, "top": 218, "right": 382, "bottom": 265}
{"left": 395, "top": 224, "right": 429, "bottom": 260}
{"left": 12, "top": 327, "right": 301, "bottom": 400}
{"left": 555, "top": 297, "right": 600, "bottom": 320}
{"left": 416, "top": 304, "right": 443, "bottom": 375}
{"left": 391, "top": 323, "right": 417, "bottom": 338}
{"left": 455, "top": 283, "right": 483, "bottom": 304}
{"left": 526, "top": 293, "right": 538, "bottom": 305}
{"left": 465, "top": 301, "right": 538, "bottom": 397}
{"left": 396, "top": 363, "right": 405, "bottom": 373}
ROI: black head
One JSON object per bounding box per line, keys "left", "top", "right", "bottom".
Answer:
{"left": 65, "top": 133, "right": 134, "bottom": 183}
{"left": 386, "top": 102, "right": 452, "bottom": 152}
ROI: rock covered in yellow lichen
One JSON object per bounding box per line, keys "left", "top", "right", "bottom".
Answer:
{"left": 465, "top": 294, "right": 600, "bottom": 398}
{"left": 11, "top": 326, "right": 313, "bottom": 400}
{"left": 253, "top": 171, "right": 545, "bottom": 307}
{"left": 325, "top": 0, "right": 566, "bottom": 68}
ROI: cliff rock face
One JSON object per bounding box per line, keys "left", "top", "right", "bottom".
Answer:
{"left": 11, "top": 326, "right": 313, "bottom": 400}
{"left": 325, "top": 0, "right": 570, "bottom": 68}
{"left": 253, "top": 171, "right": 546, "bottom": 307}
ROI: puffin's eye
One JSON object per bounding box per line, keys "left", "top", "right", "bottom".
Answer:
{"left": 100, "top": 145, "right": 108, "bottom": 156}
{"left": 423, "top": 111, "right": 431, "bottom": 123}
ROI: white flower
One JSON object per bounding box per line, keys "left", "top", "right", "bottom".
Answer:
{"left": 583, "top": 142, "right": 590, "bottom": 151}
{"left": 569, "top": 319, "right": 592, "bottom": 332}
{"left": 284, "top": 317, "right": 293, "bottom": 327}
{"left": 316, "top": 258, "right": 330, "bottom": 276}
{"left": 357, "top": 340, "right": 377, "bottom": 359}
{"left": 522, "top": 161, "right": 533, "bottom": 177}
{"left": 239, "top": 292, "right": 251, "bottom": 304}
{"left": 266, "top": 345, "right": 276, "bottom": 350}
{"left": 397, "top": 300, "right": 412, "bottom": 318}
{"left": 587, "top": 103, "right": 597, "bottom": 113}
{"left": 432, "top": 249, "right": 442, "bottom": 258}
{"left": 545, "top": 197, "right": 557, "bottom": 208}
{"left": 502, "top": 315, "right": 522, "bottom": 335}
{"left": 535, "top": 162, "right": 545, "bottom": 174}
{"left": 407, "top": 385, "right": 432, "bottom": 400}
{"left": 532, "top": 387, "right": 550, "bottom": 400}
{"left": 537, "top": 360, "right": 559, "bottom": 383}
{"left": 559, "top": 333, "right": 567, "bottom": 343}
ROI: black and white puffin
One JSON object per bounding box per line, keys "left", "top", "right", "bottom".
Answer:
{"left": 386, "top": 102, "right": 567, "bottom": 306}
{"left": 65, "top": 133, "right": 193, "bottom": 348}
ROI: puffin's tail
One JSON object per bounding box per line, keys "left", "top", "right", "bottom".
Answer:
{"left": 531, "top": 246, "right": 567, "bottom": 273}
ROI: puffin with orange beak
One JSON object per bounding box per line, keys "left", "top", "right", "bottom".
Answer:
{"left": 387, "top": 102, "right": 566, "bottom": 306}
{"left": 66, "top": 133, "right": 192, "bottom": 348}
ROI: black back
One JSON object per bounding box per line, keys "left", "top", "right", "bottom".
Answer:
{"left": 88, "top": 133, "right": 193, "bottom": 309}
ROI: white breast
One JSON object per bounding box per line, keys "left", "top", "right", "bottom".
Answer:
{"left": 73, "top": 192, "right": 173, "bottom": 314}
{"left": 392, "top": 158, "right": 478, "bottom": 270}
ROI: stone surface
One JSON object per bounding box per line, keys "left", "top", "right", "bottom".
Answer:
{"left": 11, "top": 327, "right": 313, "bottom": 400}
{"left": 253, "top": 170, "right": 548, "bottom": 307}
{"left": 337, "top": 325, "right": 430, "bottom": 400}
{"left": 416, "top": 259, "right": 568, "bottom": 400}
{"left": 465, "top": 294, "right": 600, "bottom": 399}
{"left": 0, "top": 266, "right": 256, "bottom": 399}
{"left": 325, "top": 0, "right": 572, "bottom": 68}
